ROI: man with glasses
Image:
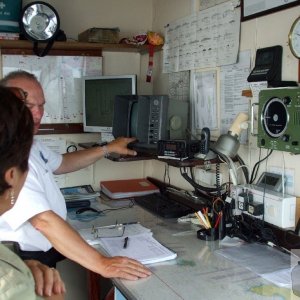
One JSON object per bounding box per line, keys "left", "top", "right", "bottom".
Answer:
{"left": 0, "top": 71, "right": 151, "bottom": 281}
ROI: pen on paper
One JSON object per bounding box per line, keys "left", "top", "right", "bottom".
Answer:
{"left": 123, "top": 237, "right": 129, "bottom": 249}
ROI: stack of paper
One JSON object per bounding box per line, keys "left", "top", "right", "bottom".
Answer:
{"left": 100, "top": 233, "right": 177, "bottom": 264}
{"left": 79, "top": 223, "right": 177, "bottom": 264}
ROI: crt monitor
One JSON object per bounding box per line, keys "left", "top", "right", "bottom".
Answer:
{"left": 82, "top": 75, "right": 137, "bottom": 133}
{"left": 113, "top": 95, "right": 189, "bottom": 148}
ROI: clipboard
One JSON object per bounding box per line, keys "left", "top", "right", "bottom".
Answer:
{"left": 92, "top": 224, "right": 125, "bottom": 238}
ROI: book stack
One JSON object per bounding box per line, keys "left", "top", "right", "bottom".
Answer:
{"left": 100, "top": 178, "right": 159, "bottom": 199}
{"left": 60, "top": 185, "right": 99, "bottom": 209}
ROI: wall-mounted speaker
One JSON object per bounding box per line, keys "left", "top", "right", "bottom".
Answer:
{"left": 257, "top": 87, "right": 300, "bottom": 153}
{"left": 168, "top": 100, "right": 189, "bottom": 140}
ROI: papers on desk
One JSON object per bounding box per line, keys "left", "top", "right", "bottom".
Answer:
{"left": 79, "top": 223, "right": 177, "bottom": 264}
{"left": 79, "top": 223, "right": 150, "bottom": 245}
{"left": 100, "top": 233, "right": 177, "bottom": 265}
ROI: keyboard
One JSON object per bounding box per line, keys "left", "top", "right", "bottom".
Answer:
{"left": 134, "top": 193, "right": 193, "bottom": 218}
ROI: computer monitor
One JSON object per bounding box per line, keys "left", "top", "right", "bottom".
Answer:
{"left": 82, "top": 75, "right": 137, "bottom": 134}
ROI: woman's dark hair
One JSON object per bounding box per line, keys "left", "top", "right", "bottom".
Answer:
{"left": 0, "top": 86, "right": 34, "bottom": 195}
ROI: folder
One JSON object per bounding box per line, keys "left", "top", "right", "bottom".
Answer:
{"left": 100, "top": 178, "right": 159, "bottom": 199}
{"left": 100, "top": 232, "right": 177, "bottom": 264}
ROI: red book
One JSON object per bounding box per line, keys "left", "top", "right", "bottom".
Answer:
{"left": 100, "top": 178, "right": 159, "bottom": 199}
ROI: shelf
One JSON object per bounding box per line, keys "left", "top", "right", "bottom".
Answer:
{"left": 0, "top": 40, "right": 162, "bottom": 55}
{"left": 157, "top": 157, "right": 220, "bottom": 167}
{"left": 79, "top": 142, "right": 216, "bottom": 166}
{"left": 107, "top": 153, "right": 221, "bottom": 167}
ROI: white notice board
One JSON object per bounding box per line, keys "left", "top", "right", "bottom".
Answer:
{"left": 2, "top": 55, "right": 102, "bottom": 123}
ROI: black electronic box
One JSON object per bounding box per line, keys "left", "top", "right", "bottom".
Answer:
{"left": 157, "top": 140, "right": 200, "bottom": 160}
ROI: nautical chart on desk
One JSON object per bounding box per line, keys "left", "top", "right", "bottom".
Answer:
{"left": 2, "top": 55, "right": 102, "bottom": 124}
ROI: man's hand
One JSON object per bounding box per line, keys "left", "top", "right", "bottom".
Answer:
{"left": 97, "top": 255, "right": 151, "bottom": 280}
{"left": 107, "top": 137, "right": 137, "bottom": 156}
{"left": 24, "top": 260, "right": 66, "bottom": 298}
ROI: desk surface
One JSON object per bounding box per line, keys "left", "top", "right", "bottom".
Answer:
{"left": 69, "top": 198, "right": 299, "bottom": 300}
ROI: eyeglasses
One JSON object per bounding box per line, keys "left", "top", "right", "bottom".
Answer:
{"left": 7, "top": 87, "right": 28, "bottom": 102}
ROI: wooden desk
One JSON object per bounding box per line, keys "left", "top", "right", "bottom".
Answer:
{"left": 69, "top": 198, "right": 299, "bottom": 300}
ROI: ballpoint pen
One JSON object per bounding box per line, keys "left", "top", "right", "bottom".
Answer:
{"left": 123, "top": 237, "right": 129, "bottom": 249}
{"left": 121, "top": 221, "right": 139, "bottom": 226}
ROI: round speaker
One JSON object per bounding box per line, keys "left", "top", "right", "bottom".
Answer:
{"left": 261, "top": 97, "right": 288, "bottom": 138}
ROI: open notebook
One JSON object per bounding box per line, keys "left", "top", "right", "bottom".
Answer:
{"left": 79, "top": 223, "right": 177, "bottom": 264}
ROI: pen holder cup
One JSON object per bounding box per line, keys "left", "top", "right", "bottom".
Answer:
{"left": 197, "top": 228, "right": 219, "bottom": 241}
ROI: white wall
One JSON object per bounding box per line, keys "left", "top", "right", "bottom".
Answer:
{"left": 16, "top": 2, "right": 300, "bottom": 298}
{"left": 22, "top": 1, "right": 300, "bottom": 196}
{"left": 148, "top": 1, "right": 300, "bottom": 197}
{"left": 22, "top": 0, "right": 153, "bottom": 40}
{"left": 22, "top": 0, "right": 156, "bottom": 188}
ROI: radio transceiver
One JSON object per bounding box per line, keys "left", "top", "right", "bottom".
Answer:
{"left": 157, "top": 140, "right": 201, "bottom": 160}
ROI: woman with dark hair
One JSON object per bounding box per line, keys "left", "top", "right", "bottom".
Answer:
{"left": 0, "top": 86, "right": 65, "bottom": 299}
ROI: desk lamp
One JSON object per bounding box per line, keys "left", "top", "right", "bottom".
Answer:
{"left": 213, "top": 112, "right": 249, "bottom": 185}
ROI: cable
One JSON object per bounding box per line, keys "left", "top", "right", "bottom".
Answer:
{"left": 68, "top": 200, "right": 135, "bottom": 222}
{"left": 215, "top": 163, "right": 221, "bottom": 197}
{"left": 281, "top": 151, "right": 286, "bottom": 196}
{"left": 180, "top": 167, "right": 224, "bottom": 194}
{"left": 163, "top": 163, "right": 170, "bottom": 185}
{"left": 236, "top": 154, "right": 249, "bottom": 184}
{"left": 189, "top": 166, "right": 195, "bottom": 182}
{"left": 250, "top": 149, "right": 273, "bottom": 184}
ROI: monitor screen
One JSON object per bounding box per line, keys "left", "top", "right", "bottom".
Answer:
{"left": 83, "top": 75, "right": 136, "bottom": 133}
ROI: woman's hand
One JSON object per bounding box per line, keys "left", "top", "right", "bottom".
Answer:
{"left": 24, "top": 260, "right": 66, "bottom": 297}
{"left": 99, "top": 256, "right": 151, "bottom": 280}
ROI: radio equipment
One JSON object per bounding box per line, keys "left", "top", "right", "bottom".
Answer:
{"left": 257, "top": 87, "right": 300, "bottom": 153}
{"left": 113, "top": 95, "right": 188, "bottom": 149}
{"left": 157, "top": 140, "right": 200, "bottom": 160}
{"left": 231, "top": 184, "right": 296, "bottom": 229}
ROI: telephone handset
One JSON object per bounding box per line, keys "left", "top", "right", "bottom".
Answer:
{"left": 199, "top": 127, "right": 210, "bottom": 154}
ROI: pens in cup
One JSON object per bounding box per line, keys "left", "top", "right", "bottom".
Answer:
{"left": 123, "top": 237, "right": 129, "bottom": 249}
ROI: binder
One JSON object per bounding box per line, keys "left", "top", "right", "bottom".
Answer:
{"left": 79, "top": 223, "right": 177, "bottom": 264}
{"left": 100, "top": 178, "right": 159, "bottom": 199}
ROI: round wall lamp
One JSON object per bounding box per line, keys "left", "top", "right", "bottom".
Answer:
{"left": 20, "top": 1, "right": 60, "bottom": 57}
